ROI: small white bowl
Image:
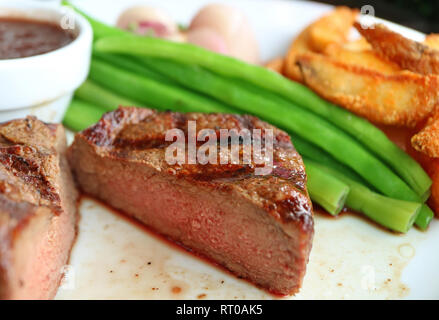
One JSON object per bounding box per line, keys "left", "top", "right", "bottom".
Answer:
{"left": 0, "top": 0, "right": 92, "bottom": 123}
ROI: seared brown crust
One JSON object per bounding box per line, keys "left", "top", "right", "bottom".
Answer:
{"left": 80, "top": 107, "right": 312, "bottom": 228}
{"left": 0, "top": 146, "right": 61, "bottom": 213}
{"left": 0, "top": 116, "right": 78, "bottom": 300}
{"left": 0, "top": 117, "right": 62, "bottom": 224}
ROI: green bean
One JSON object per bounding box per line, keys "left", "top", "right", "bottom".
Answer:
{"left": 291, "top": 134, "right": 433, "bottom": 229}
{"left": 94, "top": 34, "right": 431, "bottom": 199}
{"left": 289, "top": 132, "right": 369, "bottom": 186}
{"left": 305, "top": 159, "right": 421, "bottom": 233}
{"left": 75, "top": 79, "right": 142, "bottom": 111}
{"left": 92, "top": 52, "right": 171, "bottom": 84}
{"left": 63, "top": 99, "right": 107, "bottom": 132}
{"left": 415, "top": 205, "right": 434, "bottom": 230}
{"left": 89, "top": 58, "right": 232, "bottom": 113}
{"left": 92, "top": 53, "right": 239, "bottom": 114}
{"left": 305, "top": 161, "right": 350, "bottom": 215}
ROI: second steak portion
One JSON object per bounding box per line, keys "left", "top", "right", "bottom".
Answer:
{"left": 68, "top": 107, "right": 314, "bottom": 295}
{"left": 0, "top": 117, "right": 78, "bottom": 300}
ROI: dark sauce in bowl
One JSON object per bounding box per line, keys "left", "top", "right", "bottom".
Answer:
{"left": 0, "top": 18, "right": 75, "bottom": 60}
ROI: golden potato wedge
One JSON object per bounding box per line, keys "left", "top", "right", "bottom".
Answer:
{"left": 355, "top": 22, "right": 439, "bottom": 75}
{"left": 409, "top": 35, "right": 439, "bottom": 158}
{"left": 296, "top": 52, "right": 439, "bottom": 127}
{"left": 412, "top": 113, "right": 439, "bottom": 157}
{"left": 324, "top": 43, "right": 400, "bottom": 74}
{"left": 284, "top": 25, "right": 312, "bottom": 82}
{"left": 284, "top": 7, "right": 357, "bottom": 82}
{"left": 264, "top": 57, "right": 284, "bottom": 74}
{"left": 425, "top": 34, "right": 439, "bottom": 50}
{"left": 308, "top": 7, "right": 358, "bottom": 52}
{"left": 342, "top": 37, "right": 371, "bottom": 51}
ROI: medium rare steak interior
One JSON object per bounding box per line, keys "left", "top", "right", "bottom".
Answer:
{"left": 68, "top": 107, "right": 314, "bottom": 295}
{"left": 0, "top": 117, "right": 78, "bottom": 300}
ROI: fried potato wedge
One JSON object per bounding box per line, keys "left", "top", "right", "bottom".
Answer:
{"left": 408, "top": 34, "right": 439, "bottom": 158}
{"left": 264, "top": 57, "right": 284, "bottom": 74}
{"left": 324, "top": 43, "right": 400, "bottom": 74}
{"left": 355, "top": 22, "right": 439, "bottom": 75}
{"left": 284, "top": 6, "right": 357, "bottom": 82}
{"left": 284, "top": 24, "right": 313, "bottom": 82}
{"left": 342, "top": 37, "right": 371, "bottom": 51}
{"left": 425, "top": 34, "right": 439, "bottom": 50}
{"left": 308, "top": 7, "right": 358, "bottom": 52}
{"left": 412, "top": 113, "right": 439, "bottom": 157}
{"left": 296, "top": 52, "right": 439, "bottom": 127}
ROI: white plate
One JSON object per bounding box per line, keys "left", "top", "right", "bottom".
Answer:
{"left": 56, "top": 0, "right": 439, "bottom": 300}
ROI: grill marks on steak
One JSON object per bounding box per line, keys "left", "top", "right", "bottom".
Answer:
{"left": 0, "top": 146, "right": 61, "bottom": 213}
{"left": 69, "top": 107, "right": 313, "bottom": 295}
{"left": 85, "top": 107, "right": 308, "bottom": 203}
{"left": 0, "top": 118, "right": 62, "bottom": 212}
{"left": 0, "top": 117, "right": 78, "bottom": 299}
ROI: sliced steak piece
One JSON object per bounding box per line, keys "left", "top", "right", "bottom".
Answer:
{"left": 0, "top": 117, "right": 78, "bottom": 300}
{"left": 68, "top": 107, "right": 313, "bottom": 295}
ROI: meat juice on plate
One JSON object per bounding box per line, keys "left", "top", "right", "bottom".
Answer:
{"left": 56, "top": 198, "right": 426, "bottom": 299}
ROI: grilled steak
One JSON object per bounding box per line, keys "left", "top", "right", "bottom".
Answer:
{"left": 0, "top": 117, "right": 78, "bottom": 299}
{"left": 68, "top": 107, "right": 313, "bottom": 295}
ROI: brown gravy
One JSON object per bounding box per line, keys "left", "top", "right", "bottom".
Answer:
{"left": 0, "top": 18, "right": 74, "bottom": 59}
